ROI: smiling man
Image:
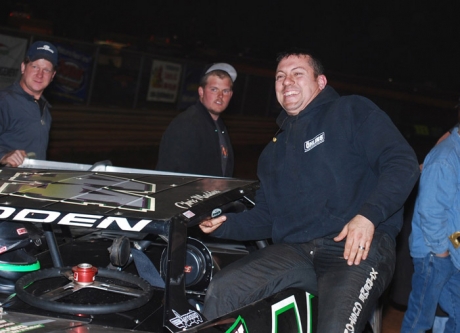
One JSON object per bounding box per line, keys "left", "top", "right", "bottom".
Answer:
{"left": 156, "top": 63, "right": 236, "bottom": 177}
{"left": 0, "top": 41, "right": 58, "bottom": 167}
{"left": 199, "top": 50, "right": 420, "bottom": 332}
{"left": 274, "top": 54, "right": 327, "bottom": 116}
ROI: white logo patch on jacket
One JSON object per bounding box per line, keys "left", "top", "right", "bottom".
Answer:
{"left": 304, "top": 132, "right": 325, "bottom": 152}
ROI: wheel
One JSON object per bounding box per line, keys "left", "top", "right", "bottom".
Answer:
{"left": 15, "top": 264, "right": 153, "bottom": 315}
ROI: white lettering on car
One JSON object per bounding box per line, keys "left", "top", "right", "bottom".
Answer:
{"left": 175, "top": 190, "right": 221, "bottom": 209}
{"left": 13, "top": 209, "right": 61, "bottom": 223}
{"left": 343, "top": 268, "right": 378, "bottom": 333}
{"left": 0, "top": 206, "right": 152, "bottom": 232}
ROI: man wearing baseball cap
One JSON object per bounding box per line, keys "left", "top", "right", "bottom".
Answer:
{"left": 156, "top": 63, "right": 237, "bottom": 177}
{"left": 0, "top": 40, "right": 58, "bottom": 167}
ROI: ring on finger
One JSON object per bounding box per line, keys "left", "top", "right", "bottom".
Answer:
{"left": 358, "top": 245, "right": 366, "bottom": 250}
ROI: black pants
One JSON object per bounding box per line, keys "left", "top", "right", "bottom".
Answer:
{"left": 203, "top": 231, "right": 396, "bottom": 332}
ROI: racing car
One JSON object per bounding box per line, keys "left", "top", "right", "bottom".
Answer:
{"left": 0, "top": 160, "right": 379, "bottom": 332}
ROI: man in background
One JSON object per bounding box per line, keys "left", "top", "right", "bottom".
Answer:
{"left": 0, "top": 40, "right": 58, "bottom": 167}
{"left": 156, "top": 63, "right": 236, "bottom": 177}
{"left": 401, "top": 123, "right": 460, "bottom": 332}
{"left": 400, "top": 101, "right": 460, "bottom": 333}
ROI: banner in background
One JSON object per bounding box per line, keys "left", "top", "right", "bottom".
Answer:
{"left": 0, "top": 34, "right": 27, "bottom": 89}
{"left": 176, "top": 64, "right": 204, "bottom": 110}
{"left": 146, "top": 60, "right": 182, "bottom": 102}
{"left": 48, "top": 43, "right": 92, "bottom": 104}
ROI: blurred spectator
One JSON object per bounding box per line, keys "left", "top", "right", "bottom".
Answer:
{"left": 391, "top": 99, "right": 460, "bottom": 315}
{"left": 401, "top": 123, "right": 460, "bottom": 332}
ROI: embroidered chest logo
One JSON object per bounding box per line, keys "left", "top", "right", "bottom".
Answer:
{"left": 304, "top": 132, "right": 325, "bottom": 152}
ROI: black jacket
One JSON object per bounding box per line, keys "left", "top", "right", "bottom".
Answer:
{"left": 156, "top": 102, "right": 234, "bottom": 177}
{"left": 212, "top": 86, "right": 420, "bottom": 243}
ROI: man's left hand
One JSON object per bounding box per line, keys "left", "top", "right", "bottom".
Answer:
{"left": 334, "top": 214, "right": 375, "bottom": 266}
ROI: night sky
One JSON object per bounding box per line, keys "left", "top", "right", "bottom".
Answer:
{"left": 4, "top": 1, "right": 460, "bottom": 93}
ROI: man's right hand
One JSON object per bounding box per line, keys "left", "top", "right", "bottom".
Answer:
{"left": 0, "top": 150, "right": 27, "bottom": 167}
{"left": 199, "top": 215, "right": 227, "bottom": 234}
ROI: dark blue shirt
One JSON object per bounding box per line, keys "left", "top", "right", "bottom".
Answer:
{"left": 0, "top": 81, "right": 51, "bottom": 160}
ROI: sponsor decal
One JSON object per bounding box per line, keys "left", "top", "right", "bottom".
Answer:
{"left": 175, "top": 190, "right": 221, "bottom": 209}
{"left": 304, "top": 132, "right": 325, "bottom": 152}
{"left": 0, "top": 206, "right": 152, "bottom": 232}
{"left": 211, "top": 208, "right": 222, "bottom": 218}
{"left": 183, "top": 210, "right": 196, "bottom": 218}
{"left": 271, "top": 295, "right": 303, "bottom": 333}
{"left": 225, "top": 315, "right": 249, "bottom": 333}
{"left": 16, "top": 227, "right": 27, "bottom": 235}
{"left": 270, "top": 292, "right": 314, "bottom": 333}
{"left": 169, "top": 309, "right": 203, "bottom": 329}
{"left": 344, "top": 267, "right": 378, "bottom": 333}
{"left": 0, "top": 318, "right": 44, "bottom": 332}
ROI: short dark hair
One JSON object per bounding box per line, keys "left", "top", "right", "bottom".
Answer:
{"left": 276, "top": 48, "right": 324, "bottom": 77}
{"left": 199, "top": 70, "right": 233, "bottom": 88}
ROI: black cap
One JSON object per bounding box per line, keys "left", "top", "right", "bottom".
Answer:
{"left": 26, "top": 41, "right": 58, "bottom": 66}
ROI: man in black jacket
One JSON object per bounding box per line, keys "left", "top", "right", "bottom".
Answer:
{"left": 199, "top": 50, "right": 420, "bottom": 332}
{"left": 156, "top": 63, "right": 236, "bottom": 177}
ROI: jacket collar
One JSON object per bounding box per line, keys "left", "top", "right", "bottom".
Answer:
{"left": 12, "top": 81, "right": 51, "bottom": 106}
{"left": 195, "top": 101, "right": 225, "bottom": 127}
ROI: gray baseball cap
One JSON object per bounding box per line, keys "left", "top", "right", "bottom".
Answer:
{"left": 205, "top": 63, "right": 237, "bottom": 82}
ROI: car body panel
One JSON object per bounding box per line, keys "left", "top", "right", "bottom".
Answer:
{"left": 0, "top": 160, "right": 317, "bottom": 333}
